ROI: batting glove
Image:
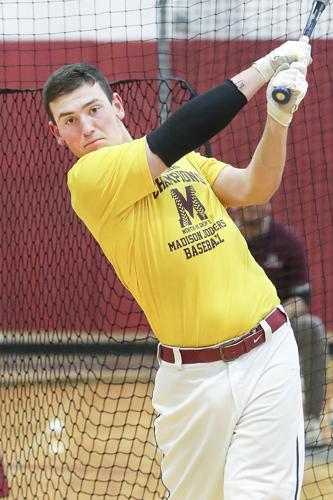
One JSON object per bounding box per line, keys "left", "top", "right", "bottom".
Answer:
{"left": 253, "top": 41, "right": 312, "bottom": 82}
{"left": 266, "top": 62, "right": 308, "bottom": 127}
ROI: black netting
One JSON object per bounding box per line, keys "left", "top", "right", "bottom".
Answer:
{"left": 0, "top": 78, "right": 203, "bottom": 500}
{"left": 0, "top": 1, "right": 333, "bottom": 498}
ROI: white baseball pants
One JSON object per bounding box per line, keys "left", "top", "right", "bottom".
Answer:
{"left": 152, "top": 322, "right": 304, "bottom": 499}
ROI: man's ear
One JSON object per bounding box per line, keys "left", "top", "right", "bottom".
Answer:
{"left": 112, "top": 92, "right": 125, "bottom": 120}
{"left": 49, "top": 121, "right": 66, "bottom": 147}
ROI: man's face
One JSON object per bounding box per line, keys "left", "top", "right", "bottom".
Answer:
{"left": 238, "top": 205, "right": 268, "bottom": 225}
{"left": 234, "top": 204, "right": 271, "bottom": 240}
{"left": 49, "top": 82, "right": 128, "bottom": 158}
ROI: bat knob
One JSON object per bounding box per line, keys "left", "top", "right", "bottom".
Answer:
{"left": 272, "top": 86, "right": 292, "bottom": 104}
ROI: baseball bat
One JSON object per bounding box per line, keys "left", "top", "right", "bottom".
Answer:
{"left": 272, "top": 0, "right": 329, "bottom": 104}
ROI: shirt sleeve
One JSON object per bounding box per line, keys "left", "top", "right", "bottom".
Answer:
{"left": 67, "top": 137, "right": 156, "bottom": 234}
{"left": 185, "top": 150, "right": 228, "bottom": 186}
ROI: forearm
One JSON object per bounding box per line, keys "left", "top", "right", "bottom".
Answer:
{"left": 245, "top": 115, "right": 288, "bottom": 203}
{"left": 231, "top": 66, "right": 266, "bottom": 101}
{"left": 146, "top": 79, "right": 247, "bottom": 170}
{"left": 146, "top": 69, "right": 265, "bottom": 177}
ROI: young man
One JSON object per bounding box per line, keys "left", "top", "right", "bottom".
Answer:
{"left": 234, "top": 203, "right": 327, "bottom": 448}
{"left": 43, "top": 40, "right": 311, "bottom": 499}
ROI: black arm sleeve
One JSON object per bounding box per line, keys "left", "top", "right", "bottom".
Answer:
{"left": 146, "top": 79, "right": 247, "bottom": 167}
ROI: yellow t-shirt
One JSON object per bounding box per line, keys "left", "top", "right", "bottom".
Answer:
{"left": 68, "top": 137, "right": 279, "bottom": 346}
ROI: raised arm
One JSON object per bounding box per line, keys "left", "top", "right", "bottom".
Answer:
{"left": 145, "top": 40, "right": 311, "bottom": 180}
{"left": 212, "top": 62, "right": 309, "bottom": 207}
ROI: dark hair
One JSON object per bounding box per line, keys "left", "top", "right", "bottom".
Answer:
{"left": 42, "top": 63, "right": 113, "bottom": 122}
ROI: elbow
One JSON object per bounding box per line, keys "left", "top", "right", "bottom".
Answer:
{"left": 256, "top": 190, "right": 277, "bottom": 205}
{"left": 244, "top": 160, "right": 284, "bottom": 205}
{"left": 249, "top": 179, "right": 282, "bottom": 205}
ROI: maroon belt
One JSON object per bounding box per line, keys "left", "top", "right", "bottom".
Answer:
{"left": 160, "top": 307, "right": 287, "bottom": 364}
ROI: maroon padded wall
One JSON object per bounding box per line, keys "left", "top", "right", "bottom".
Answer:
{"left": 1, "top": 40, "right": 332, "bottom": 334}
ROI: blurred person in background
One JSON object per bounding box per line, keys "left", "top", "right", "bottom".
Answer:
{"left": 234, "top": 203, "right": 327, "bottom": 447}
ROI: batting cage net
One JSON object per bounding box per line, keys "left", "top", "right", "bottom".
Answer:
{"left": 0, "top": 1, "right": 332, "bottom": 499}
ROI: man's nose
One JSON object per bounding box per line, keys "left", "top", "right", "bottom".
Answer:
{"left": 81, "top": 116, "right": 95, "bottom": 136}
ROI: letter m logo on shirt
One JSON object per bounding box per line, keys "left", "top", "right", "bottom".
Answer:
{"left": 171, "top": 186, "right": 208, "bottom": 228}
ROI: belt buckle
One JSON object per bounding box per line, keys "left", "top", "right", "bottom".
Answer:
{"left": 219, "top": 337, "right": 242, "bottom": 362}
{"left": 220, "top": 329, "right": 257, "bottom": 362}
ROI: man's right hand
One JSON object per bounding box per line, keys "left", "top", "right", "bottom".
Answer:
{"left": 253, "top": 40, "right": 312, "bottom": 82}
{"left": 266, "top": 61, "right": 308, "bottom": 127}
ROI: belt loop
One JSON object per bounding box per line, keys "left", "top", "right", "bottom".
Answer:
{"left": 156, "top": 343, "right": 162, "bottom": 366}
{"left": 277, "top": 303, "right": 290, "bottom": 325}
{"left": 260, "top": 318, "right": 273, "bottom": 342}
{"left": 173, "top": 347, "right": 183, "bottom": 369}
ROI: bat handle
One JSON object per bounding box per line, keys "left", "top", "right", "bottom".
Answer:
{"left": 271, "top": 35, "right": 310, "bottom": 104}
{"left": 272, "top": 86, "right": 292, "bottom": 104}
